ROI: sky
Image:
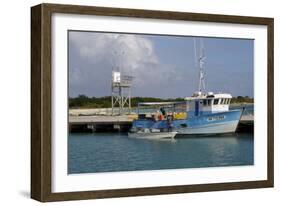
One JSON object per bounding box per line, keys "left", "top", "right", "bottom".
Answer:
{"left": 68, "top": 31, "right": 254, "bottom": 98}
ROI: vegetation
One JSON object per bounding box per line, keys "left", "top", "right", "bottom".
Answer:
{"left": 69, "top": 95, "right": 253, "bottom": 109}
{"left": 231, "top": 96, "right": 254, "bottom": 104}
{"left": 69, "top": 95, "right": 112, "bottom": 108}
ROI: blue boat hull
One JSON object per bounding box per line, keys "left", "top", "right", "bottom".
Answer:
{"left": 175, "top": 109, "right": 243, "bottom": 134}
{"left": 131, "top": 109, "right": 243, "bottom": 135}
{"left": 177, "top": 119, "right": 240, "bottom": 134}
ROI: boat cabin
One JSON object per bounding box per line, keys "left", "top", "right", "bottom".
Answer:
{"left": 185, "top": 91, "right": 232, "bottom": 117}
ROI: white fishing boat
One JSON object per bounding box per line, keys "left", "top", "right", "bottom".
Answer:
{"left": 128, "top": 128, "right": 177, "bottom": 140}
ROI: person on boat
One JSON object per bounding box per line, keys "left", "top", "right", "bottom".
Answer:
{"left": 167, "top": 112, "right": 174, "bottom": 132}
{"left": 160, "top": 107, "right": 166, "bottom": 117}
{"left": 154, "top": 110, "right": 161, "bottom": 121}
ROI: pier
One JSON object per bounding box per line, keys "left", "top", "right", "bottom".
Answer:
{"left": 69, "top": 115, "right": 133, "bottom": 132}
{"left": 69, "top": 113, "right": 254, "bottom": 133}
{"left": 237, "top": 114, "right": 254, "bottom": 133}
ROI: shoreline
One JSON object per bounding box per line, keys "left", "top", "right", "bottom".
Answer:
{"left": 230, "top": 102, "right": 254, "bottom": 106}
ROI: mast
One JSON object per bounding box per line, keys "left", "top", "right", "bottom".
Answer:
{"left": 194, "top": 38, "right": 206, "bottom": 93}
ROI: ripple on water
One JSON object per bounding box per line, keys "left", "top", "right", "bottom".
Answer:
{"left": 68, "top": 132, "right": 254, "bottom": 174}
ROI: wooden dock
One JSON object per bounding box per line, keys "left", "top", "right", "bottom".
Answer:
{"left": 69, "top": 114, "right": 253, "bottom": 133}
{"left": 237, "top": 114, "right": 254, "bottom": 133}
{"left": 240, "top": 114, "right": 254, "bottom": 124}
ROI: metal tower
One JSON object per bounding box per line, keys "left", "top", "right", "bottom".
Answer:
{"left": 111, "top": 71, "right": 133, "bottom": 115}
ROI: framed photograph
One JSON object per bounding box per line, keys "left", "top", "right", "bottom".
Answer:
{"left": 31, "top": 3, "right": 274, "bottom": 202}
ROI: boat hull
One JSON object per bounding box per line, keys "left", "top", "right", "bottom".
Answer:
{"left": 177, "top": 120, "right": 239, "bottom": 134}
{"left": 128, "top": 131, "right": 177, "bottom": 140}
{"left": 175, "top": 109, "right": 243, "bottom": 134}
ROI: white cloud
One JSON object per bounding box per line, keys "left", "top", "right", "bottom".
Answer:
{"left": 69, "top": 32, "right": 186, "bottom": 97}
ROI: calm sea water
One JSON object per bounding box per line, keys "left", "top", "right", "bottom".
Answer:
{"left": 68, "top": 132, "right": 253, "bottom": 174}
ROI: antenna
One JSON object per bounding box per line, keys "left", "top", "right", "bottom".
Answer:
{"left": 193, "top": 38, "right": 198, "bottom": 68}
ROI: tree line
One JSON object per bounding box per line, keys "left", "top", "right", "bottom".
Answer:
{"left": 69, "top": 95, "right": 185, "bottom": 108}
{"left": 231, "top": 96, "right": 254, "bottom": 104}
{"left": 69, "top": 94, "right": 253, "bottom": 108}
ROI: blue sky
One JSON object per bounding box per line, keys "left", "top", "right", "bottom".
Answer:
{"left": 69, "top": 31, "right": 253, "bottom": 98}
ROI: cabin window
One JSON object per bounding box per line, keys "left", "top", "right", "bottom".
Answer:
{"left": 203, "top": 99, "right": 207, "bottom": 106}
{"left": 224, "top": 99, "right": 228, "bottom": 104}
{"left": 207, "top": 99, "right": 212, "bottom": 105}
{"left": 222, "top": 99, "right": 226, "bottom": 104}
{"left": 214, "top": 99, "right": 219, "bottom": 105}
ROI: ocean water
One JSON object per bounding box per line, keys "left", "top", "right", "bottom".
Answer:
{"left": 68, "top": 132, "right": 253, "bottom": 174}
